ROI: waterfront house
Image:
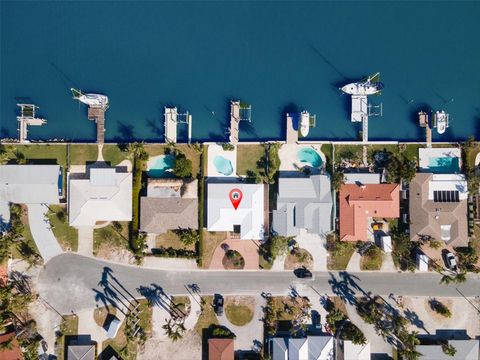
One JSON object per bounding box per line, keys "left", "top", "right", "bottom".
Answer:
{"left": 208, "top": 338, "right": 234, "bottom": 360}
{"left": 0, "top": 164, "right": 62, "bottom": 231}
{"left": 416, "top": 340, "right": 479, "bottom": 360}
{"left": 270, "top": 335, "right": 334, "bottom": 360}
{"left": 140, "top": 178, "right": 198, "bottom": 234}
{"left": 409, "top": 173, "right": 468, "bottom": 247}
{"left": 272, "top": 174, "right": 332, "bottom": 236}
{"left": 68, "top": 167, "right": 132, "bottom": 227}
{"left": 207, "top": 182, "right": 264, "bottom": 240}
{"left": 67, "top": 343, "right": 96, "bottom": 360}
{"left": 339, "top": 183, "right": 400, "bottom": 241}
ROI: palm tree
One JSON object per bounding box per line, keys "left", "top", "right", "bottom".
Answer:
{"left": 442, "top": 343, "right": 457, "bottom": 357}
{"left": 124, "top": 142, "right": 148, "bottom": 162}
{"left": 14, "top": 150, "right": 26, "bottom": 165}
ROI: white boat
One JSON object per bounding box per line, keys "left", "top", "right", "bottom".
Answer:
{"left": 340, "top": 72, "right": 384, "bottom": 96}
{"left": 434, "top": 110, "right": 449, "bottom": 134}
{"left": 300, "top": 111, "right": 310, "bottom": 137}
{"left": 71, "top": 88, "right": 109, "bottom": 108}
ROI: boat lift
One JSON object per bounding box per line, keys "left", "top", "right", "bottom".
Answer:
{"left": 16, "top": 104, "right": 47, "bottom": 143}
{"left": 228, "top": 100, "right": 252, "bottom": 145}
{"left": 164, "top": 107, "right": 192, "bottom": 144}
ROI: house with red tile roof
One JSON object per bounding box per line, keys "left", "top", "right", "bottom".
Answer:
{"left": 208, "top": 338, "right": 234, "bottom": 360}
{"left": 0, "top": 332, "right": 22, "bottom": 360}
{"left": 339, "top": 183, "right": 400, "bottom": 241}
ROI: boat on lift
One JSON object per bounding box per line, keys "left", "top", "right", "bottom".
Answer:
{"left": 299, "top": 111, "right": 310, "bottom": 137}
{"left": 71, "top": 88, "right": 109, "bottom": 109}
{"left": 340, "top": 72, "right": 384, "bottom": 96}
{"left": 433, "top": 110, "right": 449, "bottom": 134}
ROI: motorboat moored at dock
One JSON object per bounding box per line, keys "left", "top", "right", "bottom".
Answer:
{"left": 300, "top": 111, "right": 310, "bottom": 137}
{"left": 71, "top": 88, "right": 109, "bottom": 109}
{"left": 340, "top": 72, "right": 384, "bottom": 96}
{"left": 433, "top": 110, "right": 449, "bottom": 135}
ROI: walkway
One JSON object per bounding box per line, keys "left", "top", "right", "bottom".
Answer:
{"left": 77, "top": 227, "right": 93, "bottom": 257}
{"left": 295, "top": 229, "right": 327, "bottom": 271}
{"left": 26, "top": 204, "right": 62, "bottom": 262}
{"left": 209, "top": 239, "right": 260, "bottom": 270}
{"left": 346, "top": 251, "right": 362, "bottom": 272}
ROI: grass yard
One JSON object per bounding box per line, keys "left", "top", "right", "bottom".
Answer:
{"left": 156, "top": 231, "right": 195, "bottom": 251}
{"left": 334, "top": 144, "right": 363, "bottom": 165}
{"left": 321, "top": 144, "right": 333, "bottom": 171}
{"left": 284, "top": 249, "right": 313, "bottom": 270}
{"left": 56, "top": 314, "right": 78, "bottom": 360}
{"left": 48, "top": 205, "right": 78, "bottom": 251}
{"left": 102, "top": 144, "right": 128, "bottom": 166}
{"left": 327, "top": 235, "right": 356, "bottom": 270}
{"left": 69, "top": 144, "right": 98, "bottom": 164}
{"left": 201, "top": 230, "right": 228, "bottom": 269}
{"left": 93, "top": 222, "right": 130, "bottom": 256}
{"left": 194, "top": 296, "right": 219, "bottom": 336}
{"left": 401, "top": 143, "right": 424, "bottom": 163}
{"left": 5, "top": 144, "right": 67, "bottom": 166}
{"left": 236, "top": 144, "right": 265, "bottom": 176}
{"left": 224, "top": 296, "right": 255, "bottom": 326}
{"left": 360, "top": 247, "right": 383, "bottom": 270}
{"left": 9, "top": 206, "right": 42, "bottom": 263}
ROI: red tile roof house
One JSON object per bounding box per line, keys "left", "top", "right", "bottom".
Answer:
{"left": 208, "top": 338, "right": 234, "bottom": 360}
{"left": 339, "top": 183, "right": 400, "bottom": 241}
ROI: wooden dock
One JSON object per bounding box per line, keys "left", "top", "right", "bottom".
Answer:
{"left": 425, "top": 126, "right": 432, "bottom": 148}
{"left": 17, "top": 104, "right": 46, "bottom": 143}
{"left": 164, "top": 107, "right": 178, "bottom": 143}
{"left": 229, "top": 101, "right": 240, "bottom": 145}
{"left": 286, "top": 113, "right": 298, "bottom": 144}
{"left": 87, "top": 107, "right": 106, "bottom": 144}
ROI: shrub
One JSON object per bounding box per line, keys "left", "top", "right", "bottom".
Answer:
{"left": 221, "top": 143, "right": 235, "bottom": 151}
{"left": 429, "top": 299, "right": 451, "bottom": 318}
{"left": 151, "top": 246, "right": 197, "bottom": 259}
{"left": 176, "top": 229, "right": 199, "bottom": 246}
{"left": 269, "top": 235, "right": 291, "bottom": 260}
{"left": 173, "top": 152, "right": 192, "bottom": 178}
{"left": 210, "top": 325, "right": 235, "bottom": 338}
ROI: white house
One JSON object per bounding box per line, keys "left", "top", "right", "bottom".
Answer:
{"left": 68, "top": 168, "right": 132, "bottom": 227}
{"left": 207, "top": 182, "right": 264, "bottom": 240}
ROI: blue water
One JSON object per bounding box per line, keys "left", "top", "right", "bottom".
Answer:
{"left": 1, "top": 2, "right": 480, "bottom": 142}
{"left": 214, "top": 156, "right": 233, "bottom": 176}
{"left": 147, "top": 155, "right": 175, "bottom": 178}
{"left": 298, "top": 148, "right": 322, "bottom": 168}
{"left": 428, "top": 157, "right": 460, "bottom": 174}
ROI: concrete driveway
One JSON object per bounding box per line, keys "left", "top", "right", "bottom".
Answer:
{"left": 27, "top": 204, "right": 62, "bottom": 262}
{"left": 295, "top": 229, "right": 327, "bottom": 271}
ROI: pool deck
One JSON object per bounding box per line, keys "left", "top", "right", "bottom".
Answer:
{"left": 278, "top": 143, "right": 325, "bottom": 172}
{"left": 418, "top": 147, "right": 461, "bottom": 172}
{"left": 207, "top": 144, "right": 237, "bottom": 177}
{"left": 146, "top": 154, "right": 174, "bottom": 177}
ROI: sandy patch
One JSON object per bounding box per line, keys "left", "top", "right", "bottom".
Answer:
{"left": 95, "top": 246, "right": 136, "bottom": 265}
{"left": 139, "top": 330, "right": 201, "bottom": 360}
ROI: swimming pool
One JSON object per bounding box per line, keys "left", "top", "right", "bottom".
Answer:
{"left": 214, "top": 155, "right": 233, "bottom": 176}
{"left": 428, "top": 157, "right": 460, "bottom": 173}
{"left": 297, "top": 148, "right": 322, "bottom": 168}
{"left": 147, "top": 155, "right": 175, "bottom": 178}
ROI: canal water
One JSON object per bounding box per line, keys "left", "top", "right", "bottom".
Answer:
{"left": 1, "top": 1, "right": 479, "bottom": 142}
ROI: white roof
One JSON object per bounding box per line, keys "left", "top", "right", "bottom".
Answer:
{"left": 272, "top": 336, "right": 334, "bottom": 360}
{"left": 207, "top": 182, "right": 264, "bottom": 240}
{"left": 344, "top": 173, "right": 381, "bottom": 185}
{"left": 68, "top": 168, "right": 132, "bottom": 226}
{"left": 0, "top": 164, "right": 61, "bottom": 204}
{"left": 428, "top": 174, "right": 468, "bottom": 201}
{"left": 343, "top": 341, "right": 370, "bottom": 360}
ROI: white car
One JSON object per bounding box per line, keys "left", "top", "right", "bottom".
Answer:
{"left": 445, "top": 252, "right": 457, "bottom": 271}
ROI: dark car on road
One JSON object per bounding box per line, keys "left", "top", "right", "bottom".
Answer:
{"left": 294, "top": 267, "right": 312, "bottom": 279}
{"left": 213, "top": 294, "right": 224, "bottom": 316}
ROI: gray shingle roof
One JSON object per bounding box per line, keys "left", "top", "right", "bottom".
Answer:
{"left": 140, "top": 197, "right": 198, "bottom": 234}
{"left": 67, "top": 344, "right": 95, "bottom": 360}
{"left": 272, "top": 175, "right": 332, "bottom": 236}
{"left": 409, "top": 173, "right": 468, "bottom": 246}
{"left": 417, "top": 340, "right": 479, "bottom": 360}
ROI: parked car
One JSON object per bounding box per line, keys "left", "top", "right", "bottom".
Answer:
{"left": 294, "top": 266, "right": 312, "bottom": 279}
{"left": 444, "top": 252, "right": 457, "bottom": 271}
{"left": 311, "top": 310, "right": 321, "bottom": 329}
{"left": 213, "top": 294, "right": 224, "bottom": 316}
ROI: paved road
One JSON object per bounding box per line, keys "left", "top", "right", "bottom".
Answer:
{"left": 38, "top": 253, "right": 480, "bottom": 314}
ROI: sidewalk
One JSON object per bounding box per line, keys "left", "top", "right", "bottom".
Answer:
{"left": 77, "top": 227, "right": 93, "bottom": 256}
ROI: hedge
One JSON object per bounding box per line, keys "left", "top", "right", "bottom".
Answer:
{"left": 151, "top": 247, "right": 197, "bottom": 259}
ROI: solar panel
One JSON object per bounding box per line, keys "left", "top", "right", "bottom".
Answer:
{"left": 433, "top": 190, "right": 460, "bottom": 203}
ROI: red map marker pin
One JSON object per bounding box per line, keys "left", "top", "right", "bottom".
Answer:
{"left": 229, "top": 188, "right": 243, "bottom": 210}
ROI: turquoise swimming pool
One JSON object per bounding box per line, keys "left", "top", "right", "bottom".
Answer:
{"left": 214, "top": 155, "right": 233, "bottom": 175}
{"left": 297, "top": 148, "right": 322, "bottom": 168}
{"left": 428, "top": 157, "right": 460, "bottom": 173}
{"left": 147, "top": 155, "right": 175, "bottom": 178}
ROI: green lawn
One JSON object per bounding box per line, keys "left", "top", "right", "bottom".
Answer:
{"left": 224, "top": 298, "right": 254, "bottom": 326}
{"left": 93, "top": 222, "right": 130, "bottom": 255}
{"left": 56, "top": 314, "right": 79, "bottom": 360}
{"left": 334, "top": 144, "right": 363, "bottom": 165}
{"left": 156, "top": 231, "right": 195, "bottom": 251}
{"left": 194, "top": 296, "right": 219, "bottom": 335}
{"left": 402, "top": 144, "right": 424, "bottom": 163}
{"left": 5, "top": 144, "right": 67, "bottom": 166}
{"left": 360, "top": 247, "right": 383, "bottom": 270}
{"left": 9, "top": 208, "right": 42, "bottom": 264}
{"left": 48, "top": 205, "right": 78, "bottom": 251}
{"left": 236, "top": 144, "right": 265, "bottom": 176}
{"left": 321, "top": 144, "right": 333, "bottom": 171}
{"left": 102, "top": 144, "right": 128, "bottom": 166}
{"left": 69, "top": 144, "right": 98, "bottom": 164}
{"left": 327, "top": 235, "right": 356, "bottom": 270}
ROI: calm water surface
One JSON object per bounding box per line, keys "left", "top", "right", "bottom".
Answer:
{"left": 1, "top": 1, "right": 479, "bottom": 142}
